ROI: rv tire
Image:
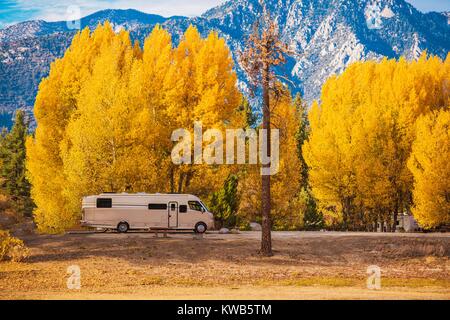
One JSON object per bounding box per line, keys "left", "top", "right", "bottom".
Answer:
{"left": 117, "top": 222, "right": 129, "bottom": 233}
{"left": 194, "top": 222, "right": 207, "bottom": 234}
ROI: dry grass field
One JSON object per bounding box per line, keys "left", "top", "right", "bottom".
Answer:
{"left": 0, "top": 231, "right": 449, "bottom": 299}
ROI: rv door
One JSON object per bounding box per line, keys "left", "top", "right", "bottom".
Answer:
{"left": 168, "top": 202, "right": 178, "bottom": 228}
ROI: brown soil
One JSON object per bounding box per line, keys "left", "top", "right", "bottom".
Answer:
{"left": 0, "top": 231, "right": 449, "bottom": 299}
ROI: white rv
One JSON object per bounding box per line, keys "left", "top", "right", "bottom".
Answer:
{"left": 81, "top": 193, "right": 215, "bottom": 233}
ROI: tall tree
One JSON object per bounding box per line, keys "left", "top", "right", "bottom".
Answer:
{"left": 239, "top": 97, "right": 258, "bottom": 129}
{"left": 61, "top": 28, "right": 147, "bottom": 217}
{"left": 164, "top": 26, "right": 242, "bottom": 194}
{"left": 237, "top": 87, "right": 305, "bottom": 230}
{"left": 0, "top": 110, "right": 32, "bottom": 215}
{"left": 239, "top": 8, "right": 292, "bottom": 255}
{"left": 26, "top": 24, "right": 115, "bottom": 232}
{"left": 407, "top": 110, "right": 450, "bottom": 228}
{"left": 293, "top": 94, "right": 323, "bottom": 230}
{"left": 27, "top": 23, "right": 244, "bottom": 233}
{"left": 208, "top": 174, "right": 239, "bottom": 228}
{"left": 270, "top": 87, "right": 304, "bottom": 230}
{"left": 294, "top": 94, "right": 309, "bottom": 185}
{"left": 304, "top": 54, "right": 449, "bottom": 230}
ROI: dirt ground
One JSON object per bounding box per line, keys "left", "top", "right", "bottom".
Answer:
{"left": 0, "top": 231, "right": 449, "bottom": 299}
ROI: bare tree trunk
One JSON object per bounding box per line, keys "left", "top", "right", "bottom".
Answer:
{"left": 177, "top": 172, "right": 185, "bottom": 193}
{"left": 261, "top": 63, "right": 272, "bottom": 256}
{"left": 184, "top": 169, "right": 194, "bottom": 191}
{"left": 169, "top": 166, "right": 175, "bottom": 193}
{"left": 342, "top": 198, "right": 349, "bottom": 231}
{"left": 392, "top": 198, "right": 399, "bottom": 233}
{"left": 392, "top": 211, "right": 398, "bottom": 232}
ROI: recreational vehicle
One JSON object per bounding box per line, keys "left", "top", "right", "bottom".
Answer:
{"left": 81, "top": 193, "right": 215, "bottom": 233}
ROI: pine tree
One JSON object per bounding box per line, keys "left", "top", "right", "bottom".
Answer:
{"left": 236, "top": 87, "right": 306, "bottom": 231}
{"left": 292, "top": 94, "right": 323, "bottom": 229}
{"left": 294, "top": 94, "right": 309, "bottom": 185}
{"left": 239, "top": 97, "right": 257, "bottom": 129}
{"left": 208, "top": 174, "right": 239, "bottom": 228}
{"left": 239, "top": 8, "right": 292, "bottom": 255}
{"left": 0, "top": 110, "right": 32, "bottom": 215}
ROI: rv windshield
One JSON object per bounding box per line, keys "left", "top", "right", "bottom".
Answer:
{"left": 199, "top": 201, "right": 209, "bottom": 212}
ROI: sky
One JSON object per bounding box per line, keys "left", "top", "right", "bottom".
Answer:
{"left": 1, "top": 0, "right": 449, "bottom": 29}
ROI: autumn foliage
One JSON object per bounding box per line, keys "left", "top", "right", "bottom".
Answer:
{"left": 25, "top": 21, "right": 449, "bottom": 233}
{"left": 304, "top": 54, "right": 450, "bottom": 229}
{"left": 26, "top": 23, "right": 245, "bottom": 233}
{"left": 408, "top": 110, "right": 450, "bottom": 228}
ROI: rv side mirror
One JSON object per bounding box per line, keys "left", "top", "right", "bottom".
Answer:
{"left": 201, "top": 207, "right": 205, "bottom": 213}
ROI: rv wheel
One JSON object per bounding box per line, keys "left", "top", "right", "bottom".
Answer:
{"left": 117, "top": 222, "right": 129, "bottom": 233}
{"left": 194, "top": 222, "right": 207, "bottom": 234}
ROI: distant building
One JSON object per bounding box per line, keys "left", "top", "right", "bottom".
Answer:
{"left": 375, "top": 212, "right": 420, "bottom": 232}
{"left": 395, "top": 212, "right": 420, "bottom": 232}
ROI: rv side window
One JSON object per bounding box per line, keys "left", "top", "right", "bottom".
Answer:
{"left": 188, "top": 201, "right": 203, "bottom": 212}
{"left": 148, "top": 203, "right": 167, "bottom": 210}
{"left": 179, "top": 205, "right": 187, "bottom": 213}
{"left": 97, "top": 198, "right": 112, "bottom": 208}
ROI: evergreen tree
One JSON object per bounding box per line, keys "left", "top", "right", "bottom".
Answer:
{"left": 208, "top": 174, "right": 239, "bottom": 228}
{"left": 238, "top": 87, "right": 307, "bottom": 231}
{"left": 239, "top": 97, "right": 258, "bottom": 128}
{"left": 293, "top": 94, "right": 323, "bottom": 230}
{"left": 0, "top": 110, "right": 33, "bottom": 215}
{"left": 294, "top": 94, "right": 309, "bottom": 185}
{"left": 239, "top": 8, "right": 292, "bottom": 256}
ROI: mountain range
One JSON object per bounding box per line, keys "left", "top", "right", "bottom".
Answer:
{"left": 0, "top": 0, "right": 449, "bottom": 127}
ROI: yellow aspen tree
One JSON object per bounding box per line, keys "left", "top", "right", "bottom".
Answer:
{"left": 27, "top": 23, "right": 140, "bottom": 232}
{"left": 351, "top": 60, "right": 404, "bottom": 230}
{"left": 25, "top": 25, "right": 115, "bottom": 233}
{"left": 61, "top": 29, "right": 146, "bottom": 219}
{"left": 303, "top": 77, "right": 358, "bottom": 228}
{"left": 129, "top": 25, "right": 174, "bottom": 192}
{"left": 353, "top": 55, "right": 449, "bottom": 230}
{"left": 194, "top": 31, "right": 241, "bottom": 127}
{"left": 270, "top": 87, "right": 304, "bottom": 230}
{"left": 184, "top": 31, "right": 244, "bottom": 198}
{"left": 163, "top": 25, "right": 204, "bottom": 193}
{"left": 164, "top": 25, "right": 203, "bottom": 130}
{"left": 304, "top": 54, "right": 449, "bottom": 230}
{"left": 407, "top": 110, "right": 450, "bottom": 228}
{"left": 28, "top": 22, "right": 244, "bottom": 232}
{"left": 163, "top": 25, "right": 242, "bottom": 193}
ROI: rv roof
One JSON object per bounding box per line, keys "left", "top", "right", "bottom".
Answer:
{"left": 99, "top": 192, "right": 192, "bottom": 196}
